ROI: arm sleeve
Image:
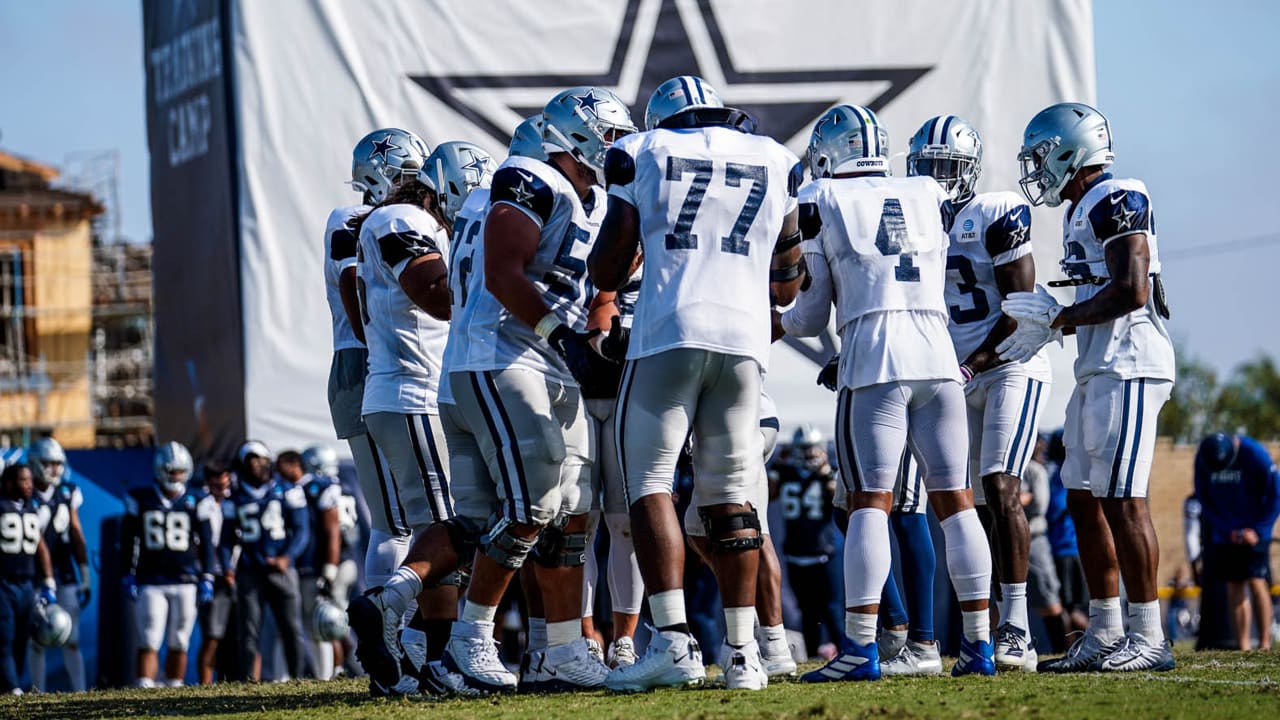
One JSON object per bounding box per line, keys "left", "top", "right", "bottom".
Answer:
{"left": 780, "top": 240, "right": 833, "bottom": 337}
{"left": 491, "top": 165, "right": 554, "bottom": 227}
{"left": 377, "top": 225, "right": 442, "bottom": 280}
{"left": 1088, "top": 188, "right": 1153, "bottom": 246}
{"left": 986, "top": 204, "right": 1034, "bottom": 266}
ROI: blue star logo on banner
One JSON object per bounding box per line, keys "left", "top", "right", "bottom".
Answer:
{"left": 368, "top": 135, "right": 396, "bottom": 162}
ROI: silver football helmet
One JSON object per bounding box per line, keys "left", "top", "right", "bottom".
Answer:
{"left": 301, "top": 444, "right": 340, "bottom": 479}
{"left": 644, "top": 75, "right": 724, "bottom": 131}
{"left": 350, "top": 128, "right": 431, "bottom": 204}
{"left": 31, "top": 602, "right": 73, "bottom": 648}
{"left": 907, "top": 115, "right": 983, "bottom": 204}
{"left": 313, "top": 596, "right": 350, "bottom": 641}
{"left": 509, "top": 115, "right": 547, "bottom": 161}
{"left": 542, "top": 86, "right": 637, "bottom": 183}
{"left": 154, "top": 441, "right": 193, "bottom": 495}
{"left": 419, "top": 141, "right": 496, "bottom": 224}
{"left": 806, "top": 105, "right": 890, "bottom": 179}
{"left": 1017, "top": 102, "right": 1114, "bottom": 207}
{"left": 28, "top": 437, "right": 66, "bottom": 489}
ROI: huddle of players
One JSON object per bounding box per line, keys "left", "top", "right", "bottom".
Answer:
{"left": 327, "top": 72, "right": 1174, "bottom": 697}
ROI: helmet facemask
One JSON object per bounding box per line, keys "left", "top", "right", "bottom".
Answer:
{"left": 1017, "top": 136, "right": 1071, "bottom": 207}
{"left": 908, "top": 149, "right": 980, "bottom": 204}
{"left": 542, "top": 88, "right": 637, "bottom": 185}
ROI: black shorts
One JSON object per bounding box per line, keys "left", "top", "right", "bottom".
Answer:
{"left": 1209, "top": 543, "right": 1270, "bottom": 583}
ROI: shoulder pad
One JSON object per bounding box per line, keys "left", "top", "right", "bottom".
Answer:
{"left": 798, "top": 202, "right": 822, "bottom": 240}
{"left": 984, "top": 203, "right": 1032, "bottom": 258}
{"left": 604, "top": 147, "right": 635, "bottom": 188}
{"left": 1088, "top": 187, "right": 1151, "bottom": 243}
{"left": 283, "top": 484, "right": 307, "bottom": 508}
{"left": 787, "top": 162, "right": 804, "bottom": 198}
{"left": 330, "top": 220, "right": 359, "bottom": 262}
{"left": 491, "top": 165, "right": 555, "bottom": 225}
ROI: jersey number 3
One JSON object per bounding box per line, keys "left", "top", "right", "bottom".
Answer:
{"left": 664, "top": 156, "right": 767, "bottom": 255}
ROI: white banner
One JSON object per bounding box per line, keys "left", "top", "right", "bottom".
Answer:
{"left": 231, "top": 0, "right": 1094, "bottom": 450}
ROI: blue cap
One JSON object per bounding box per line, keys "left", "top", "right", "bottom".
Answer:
{"left": 1198, "top": 432, "right": 1236, "bottom": 471}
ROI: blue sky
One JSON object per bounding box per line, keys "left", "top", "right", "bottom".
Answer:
{"left": 0, "top": 0, "right": 1275, "bottom": 376}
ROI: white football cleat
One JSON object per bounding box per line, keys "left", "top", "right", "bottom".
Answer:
{"left": 585, "top": 637, "right": 605, "bottom": 664}
{"left": 607, "top": 636, "right": 638, "bottom": 668}
{"left": 880, "top": 640, "right": 943, "bottom": 676}
{"left": 759, "top": 636, "right": 797, "bottom": 678}
{"left": 542, "top": 637, "right": 611, "bottom": 692}
{"left": 994, "top": 623, "right": 1038, "bottom": 672}
{"left": 605, "top": 628, "right": 705, "bottom": 692}
{"left": 1096, "top": 633, "right": 1175, "bottom": 672}
{"left": 442, "top": 622, "right": 517, "bottom": 693}
{"left": 720, "top": 640, "right": 768, "bottom": 690}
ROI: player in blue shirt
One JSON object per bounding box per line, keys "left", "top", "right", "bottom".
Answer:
{"left": 1195, "top": 433, "right": 1280, "bottom": 651}
{"left": 219, "top": 441, "right": 311, "bottom": 680}
{"left": 122, "top": 442, "right": 216, "bottom": 687}
{"left": 0, "top": 463, "right": 57, "bottom": 694}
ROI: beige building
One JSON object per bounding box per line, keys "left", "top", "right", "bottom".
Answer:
{"left": 0, "top": 150, "right": 101, "bottom": 448}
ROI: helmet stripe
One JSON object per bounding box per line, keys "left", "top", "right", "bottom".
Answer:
{"left": 939, "top": 115, "right": 956, "bottom": 145}
{"left": 926, "top": 116, "right": 941, "bottom": 146}
{"left": 678, "top": 76, "right": 694, "bottom": 104}
{"left": 692, "top": 77, "right": 706, "bottom": 103}
{"left": 852, "top": 106, "right": 872, "bottom": 158}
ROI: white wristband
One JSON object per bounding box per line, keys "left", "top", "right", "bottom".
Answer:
{"left": 43, "top": 578, "right": 56, "bottom": 591}
{"left": 321, "top": 563, "right": 339, "bottom": 583}
{"left": 534, "top": 311, "right": 563, "bottom": 340}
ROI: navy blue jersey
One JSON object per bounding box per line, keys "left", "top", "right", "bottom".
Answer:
{"left": 777, "top": 463, "right": 836, "bottom": 559}
{"left": 297, "top": 475, "right": 357, "bottom": 574}
{"left": 220, "top": 479, "right": 309, "bottom": 572}
{"left": 1195, "top": 436, "right": 1280, "bottom": 545}
{"left": 0, "top": 495, "right": 45, "bottom": 581}
{"left": 36, "top": 482, "right": 81, "bottom": 585}
{"left": 123, "top": 486, "right": 216, "bottom": 585}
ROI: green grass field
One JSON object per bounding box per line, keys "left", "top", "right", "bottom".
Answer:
{"left": 4, "top": 649, "right": 1278, "bottom": 720}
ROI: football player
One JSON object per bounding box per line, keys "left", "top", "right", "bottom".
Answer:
{"left": 276, "top": 450, "right": 339, "bottom": 680}
{"left": 195, "top": 460, "right": 233, "bottom": 685}
{"left": 328, "top": 129, "right": 423, "bottom": 593}
{"left": 1000, "top": 102, "right": 1175, "bottom": 671}
{"left": 122, "top": 442, "right": 215, "bottom": 687}
{"left": 219, "top": 441, "right": 310, "bottom": 681}
{"left": 589, "top": 75, "right": 803, "bottom": 691}
{"left": 27, "top": 437, "right": 89, "bottom": 692}
{"left": 299, "top": 445, "right": 360, "bottom": 677}
{"left": 0, "top": 463, "right": 57, "bottom": 694}
{"left": 880, "top": 454, "right": 941, "bottom": 676}
{"left": 907, "top": 115, "right": 1051, "bottom": 671}
{"left": 776, "top": 105, "right": 994, "bottom": 682}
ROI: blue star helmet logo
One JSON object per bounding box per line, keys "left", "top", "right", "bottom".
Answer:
{"left": 574, "top": 90, "right": 603, "bottom": 115}
{"left": 459, "top": 149, "right": 487, "bottom": 176}
{"left": 369, "top": 135, "right": 396, "bottom": 163}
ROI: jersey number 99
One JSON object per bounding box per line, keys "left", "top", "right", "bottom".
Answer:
{"left": 0, "top": 512, "right": 40, "bottom": 555}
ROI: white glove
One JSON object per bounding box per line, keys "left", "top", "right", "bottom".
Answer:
{"left": 1001, "top": 285, "right": 1063, "bottom": 327}
{"left": 997, "top": 323, "right": 1061, "bottom": 363}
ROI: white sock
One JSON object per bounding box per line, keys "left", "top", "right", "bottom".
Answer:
{"left": 884, "top": 627, "right": 908, "bottom": 646}
{"left": 1089, "top": 597, "right": 1124, "bottom": 643}
{"left": 962, "top": 610, "right": 991, "bottom": 643}
{"left": 845, "top": 611, "right": 878, "bottom": 646}
{"left": 843, "top": 508, "right": 891, "bottom": 607}
{"left": 724, "top": 606, "right": 755, "bottom": 648}
{"left": 364, "top": 529, "right": 411, "bottom": 588}
{"left": 761, "top": 623, "right": 786, "bottom": 643}
{"left": 461, "top": 600, "right": 498, "bottom": 625}
{"left": 1128, "top": 600, "right": 1164, "bottom": 641}
{"left": 940, "top": 509, "right": 993, "bottom": 602}
{"left": 384, "top": 566, "right": 422, "bottom": 617}
{"left": 1000, "top": 582, "right": 1029, "bottom": 632}
{"left": 527, "top": 617, "right": 548, "bottom": 651}
{"left": 649, "top": 589, "right": 687, "bottom": 630}
{"left": 451, "top": 618, "right": 494, "bottom": 640}
{"left": 314, "top": 640, "right": 335, "bottom": 679}
{"left": 546, "top": 619, "right": 581, "bottom": 649}
{"left": 605, "top": 513, "right": 644, "bottom": 615}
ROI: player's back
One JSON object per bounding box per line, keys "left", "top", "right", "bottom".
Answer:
{"left": 357, "top": 203, "right": 451, "bottom": 414}
{"left": 323, "top": 204, "right": 368, "bottom": 352}
{"left": 611, "top": 126, "right": 800, "bottom": 368}
{"left": 1060, "top": 175, "right": 1173, "bottom": 381}
{"left": 806, "top": 174, "right": 959, "bottom": 389}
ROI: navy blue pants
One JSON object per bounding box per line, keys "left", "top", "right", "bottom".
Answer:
{"left": 0, "top": 579, "right": 34, "bottom": 692}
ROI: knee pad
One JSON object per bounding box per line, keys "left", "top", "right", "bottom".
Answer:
{"left": 429, "top": 570, "right": 465, "bottom": 588}
{"left": 532, "top": 514, "right": 589, "bottom": 568}
{"left": 697, "top": 506, "right": 763, "bottom": 553}
{"left": 482, "top": 517, "right": 538, "bottom": 570}
{"left": 441, "top": 516, "right": 485, "bottom": 561}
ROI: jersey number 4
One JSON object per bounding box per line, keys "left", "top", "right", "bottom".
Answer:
{"left": 876, "top": 198, "right": 920, "bottom": 282}
{"left": 664, "top": 156, "right": 767, "bottom": 255}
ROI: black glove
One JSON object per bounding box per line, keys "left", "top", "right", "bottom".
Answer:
{"left": 315, "top": 575, "right": 333, "bottom": 599}
{"left": 599, "top": 316, "right": 631, "bottom": 363}
{"left": 549, "top": 324, "right": 600, "bottom": 386}
{"left": 816, "top": 355, "right": 839, "bottom": 392}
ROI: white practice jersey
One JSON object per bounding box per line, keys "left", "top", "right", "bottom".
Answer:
{"left": 324, "top": 204, "right": 369, "bottom": 352}
{"left": 1060, "top": 175, "right": 1174, "bottom": 381}
{"left": 357, "top": 203, "right": 451, "bottom": 414}
{"left": 454, "top": 156, "right": 604, "bottom": 386}
{"left": 438, "top": 187, "right": 490, "bottom": 405}
{"left": 784, "top": 175, "right": 961, "bottom": 390}
{"left": 608, "top": 126, "right": 801, "bottom": 369}
{"left": 944, "top": 192, "right": 1051, "bottom": 381}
